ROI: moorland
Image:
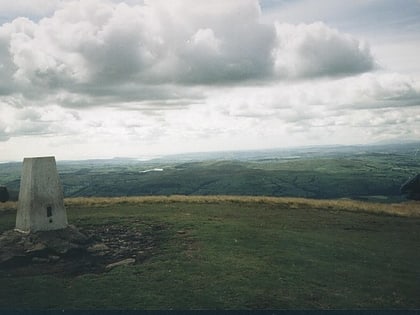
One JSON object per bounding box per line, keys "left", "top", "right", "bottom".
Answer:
{"left": 1, "top": 142, "right": 419, "bottom": 202}
{"left": 0, "top": 142, "right": 419, "bottom": 309}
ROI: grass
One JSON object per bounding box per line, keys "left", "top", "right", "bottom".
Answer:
{"left": 0, "top": 196, "right": 419, "bottom": 309}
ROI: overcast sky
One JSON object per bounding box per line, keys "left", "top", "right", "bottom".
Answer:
{"left": 0, "top": 0, "right": 419, "bottom": 161}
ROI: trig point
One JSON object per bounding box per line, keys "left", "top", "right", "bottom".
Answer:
{"left": 15, "top": 156, "right": 68, "bottom": 232}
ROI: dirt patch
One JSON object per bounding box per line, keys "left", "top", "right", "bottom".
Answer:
{"left": 0, "top": 220, "right": 168, "bottom": 277}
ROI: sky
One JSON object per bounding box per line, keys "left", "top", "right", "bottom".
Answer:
{"left": 0, "top": 0, "right": 419, "bottom": 161}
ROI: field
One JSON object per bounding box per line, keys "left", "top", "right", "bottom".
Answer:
{"left": 2, "top": 142, "right": 420, "bottom": 203}
{"left": 0, "top": 196, "right": 419, "bottom": 309}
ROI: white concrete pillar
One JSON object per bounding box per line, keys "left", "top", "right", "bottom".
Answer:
{"left": 15, "top": 156, "right": 68, "bottom": 232}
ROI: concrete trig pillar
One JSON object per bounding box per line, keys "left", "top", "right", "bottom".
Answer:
{"left": 15, "top": 156, "right": 68, "bottom": 232}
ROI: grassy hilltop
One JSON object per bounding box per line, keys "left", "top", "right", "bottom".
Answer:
{"left": 0, "top": 196, "right": 419, "bottom": 309}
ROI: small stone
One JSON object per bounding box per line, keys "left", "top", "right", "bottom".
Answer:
{"left": 87, "top": 243, "right": 110, "bottom": 253}
{"left": 25, "top": 242, "right": 47, "bottom": 253}
{"left": 105, "top": 258, "right": 135, "bottom": 271}
{"left": 177, "top": 230, "right": 186, "bottom": 234}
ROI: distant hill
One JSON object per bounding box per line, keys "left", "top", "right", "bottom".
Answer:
{"left": 1, "top": 142, "right": 419, "bottom": 202}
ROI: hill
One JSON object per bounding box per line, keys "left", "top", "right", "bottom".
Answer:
{"left": 0, "top": 196, "right": 419, "bottom": 309}
{"left": 1, "top": 142, "right": 419, "bottom": 202}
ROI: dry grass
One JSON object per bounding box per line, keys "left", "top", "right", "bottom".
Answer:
{"left": 66, "top": 195, "right": 420, "bottom": 217}
{"left": 0, "top": 201, "right": 16, "bottom": 212}
{"left": 1, "top": 195, "right": 418, "bottom": 217}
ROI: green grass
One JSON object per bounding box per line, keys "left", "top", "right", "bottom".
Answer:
{"left": 0, "top": 197, "right": 419, "bottom": 309}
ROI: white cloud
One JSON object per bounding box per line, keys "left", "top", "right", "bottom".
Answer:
{"left": 261, "top": 0, "right": 420, "bottom": 78}
{"left": 273, "top": 22, "right": 375, "bottom": 78}
{"left": 205, "top": 72, "right": 420, "bottom": 117}
{"left": 0, "top": 0, "right": 380, "bottom": 104}
{"left": 0, "top": 0, "right": 419, "bottom": 160}
{"left": 0, "top": 0, "right": 276, "bottom": 91}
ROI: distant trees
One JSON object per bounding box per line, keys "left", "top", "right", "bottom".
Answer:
{"left": 400, "top": 174, "right": 420, "bottom": 200}
{"left": 0, "top": 186, "right": 9, "bottom": 203}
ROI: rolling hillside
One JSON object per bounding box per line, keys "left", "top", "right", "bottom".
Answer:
{"left": 1, "top": 142, "right": 419, "bottom": 202}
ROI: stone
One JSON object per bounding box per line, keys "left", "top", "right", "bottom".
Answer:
{"left": 87, "top": 243, "right": 110, "bottom": 254}
{"left": 15, "top": 156, "right": 68, "bottom": 232}
{"left": 47, "top": 225, "right": 90, "bottom": 245}
{"left": 0, "top": 222, "right": 163, "bottom": 276}
{"left": 25, "top": 242, "right": 47, "bottom": 254}
{"left": 0, "top": 225, "right": 90, "bottom": 266}
{"left": 105, "top": 258, "right": 135, "bottom": 271}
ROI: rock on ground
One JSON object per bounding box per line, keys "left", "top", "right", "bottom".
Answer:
{"left": 105, "top": 258, "right": 136, "bottom": 271}
{"left": 0, "top": 221, "right": 164, "bottom": 276}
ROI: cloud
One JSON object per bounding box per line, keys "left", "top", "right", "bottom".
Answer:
{"left": 206, "top": 72, "right": 420, "bottom": 119}
{"left": 1, "top": 0, "right": 275, "bottom": 89}
{"left": 0, "top": 123, "right": 10, "bottom": 141}
{"left": 0, "top": 21, "right": 20, "bottom": 95}
{"left": 0, "top": 0, "right": 419, "bottom": 160}
{"left": 0, "top": 0, "right": 382, "bottom": 110}
{"left": 0, "top": 103, "right": 83, "bottom": 141}
{"left": 273, "top": 22, "right": 375, "bottom": 78}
